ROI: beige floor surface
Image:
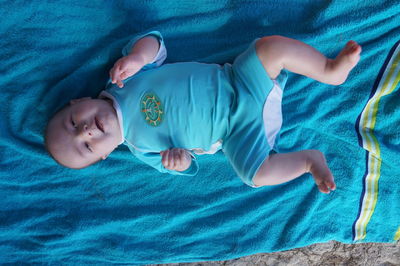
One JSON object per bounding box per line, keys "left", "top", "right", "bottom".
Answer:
{"left": 152, "top": 241, "right": 400, "bottom": 266}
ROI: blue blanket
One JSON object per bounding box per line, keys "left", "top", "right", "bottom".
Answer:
{"left": 1, "top": 1, "right": 399, "bottom": 264}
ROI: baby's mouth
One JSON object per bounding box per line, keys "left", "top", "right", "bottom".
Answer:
{"left": 95, "top": 116, "right": 104, "bottom": 133}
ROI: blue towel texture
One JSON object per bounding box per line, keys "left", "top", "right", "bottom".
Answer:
{"left": 0, "top": 1, "right": 399, "bottom": 264}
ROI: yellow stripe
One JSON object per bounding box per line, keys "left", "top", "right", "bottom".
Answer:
{"left": 361, "top": 53, "right": 400, "bottom": 153}
{"left": 356, "top": 156, "right": 381, "bottom": 240}
{"left": 361, "top": 158, "right": 381, "bottom": 239}
{"left": 355, "top": 152, "right": 374, "bottom": 239}
{"left": 394, "top": 226, "right": 400, "bottom": 241}
{"left": 354, "top": 50, "right": 400, "bottom": 241}
{"left": 363, "top": 52, "right": 399, "bottom": 130}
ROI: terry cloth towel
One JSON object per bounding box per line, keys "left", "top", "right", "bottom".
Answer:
{"left": 0, "top": 1, "right": 399, "bottom": 264}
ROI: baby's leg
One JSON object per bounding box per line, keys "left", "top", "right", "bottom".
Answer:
{"left": 253, "top": 150, "right": 336, "bottom": 194}
{"left": 255, "top": 36, "right": 361, "bottom": 85}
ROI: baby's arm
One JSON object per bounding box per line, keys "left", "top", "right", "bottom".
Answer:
{"left": 253, "top": 150, "right": 336, "bottom": 194}
{"left": 109, "top": 36, "right": 160, "bottom": 88}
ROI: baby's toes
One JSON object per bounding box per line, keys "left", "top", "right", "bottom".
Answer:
{"left": 317, "top": 182, "right": 330, "bottom": 194}
{"left": 346, "top": 40, "right": 357, "bottom": 50}
{"left": 344, "top": 41, "right": 359, "bottom": 54}
{"left": 347, "top": 41, "right": 362, "bottom": 58}
{"left": 316, "top": 174, "right": 335, "bottom": 194}
{"left": 327, "top": 179, "right": 336, "bottom": 191}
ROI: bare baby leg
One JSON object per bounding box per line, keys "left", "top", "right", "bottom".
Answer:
{"left": 255, "top": 36, "right": 361, "bottom": 85}
{"left": 252, "top": 36, "right": 361, "bottom": 192}
{"left": 253, "top": 150, "right": 336, "bottom": 194}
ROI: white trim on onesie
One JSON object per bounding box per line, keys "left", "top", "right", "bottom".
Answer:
{"left": 263, "top": 80, "right": 283, "bottom": 150}
{"left": 99, "top": 91, "right": 125, "bottom": 145}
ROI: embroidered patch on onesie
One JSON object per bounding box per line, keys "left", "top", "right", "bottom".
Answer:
{"left": 140, "top": 93, "right": 164, "bottom": 126}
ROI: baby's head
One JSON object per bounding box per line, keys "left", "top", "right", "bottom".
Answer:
{"left": 45, "top": 97, "right": 122, "bottom": 169}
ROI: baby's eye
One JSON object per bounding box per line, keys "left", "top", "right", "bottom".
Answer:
{"left": 71, "top": 117, "right": 77, "bottom": 128}
{"left": 85, "top": 143, "right": 92, "bottom": 152}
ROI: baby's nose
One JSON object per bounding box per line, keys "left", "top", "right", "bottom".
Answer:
{"left": 78, "top": 123, "right": 93, "bottom": 137}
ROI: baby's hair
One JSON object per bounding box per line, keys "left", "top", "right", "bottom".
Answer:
{"left": 44, "top": 102, "right": 71, "bottom": 162}
{"left": 44, "top": 102, "right": 102, "bottom": 169}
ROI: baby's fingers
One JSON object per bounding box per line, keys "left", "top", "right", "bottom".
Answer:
{"left": 114, "top": 72, "right": 131, "bottom": 88}
{"left": 110, "top": 63, "right": 120, "bottom": 82}
{"left": 120, "top": 72, "right": 131, "bottom": 81}
{"left": 163, "top": 150, "right": 178, "bottom": 170}
{"left": 169, "top": 150, "right": 180, "bottom": 170}
{"left": 116, "top": 80, "right": 124, "bottom": 88}
{"left": 110, "top": 70, "right": 122, "bottom": 87}
{"left": 161, "top": 149, "right": 188, "bottom": 171}
{"left": 173, "top": 150, "right": 183, "bottom": 170}
{"left": 161, "top": 150, "right": 170, "bottom": 168}
{"left": 110, "top": 61, "right": 127, "bottom": 87}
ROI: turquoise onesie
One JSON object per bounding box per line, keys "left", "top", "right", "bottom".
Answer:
{"left": 101, "top": 32, "right": 287, "bottom": 187}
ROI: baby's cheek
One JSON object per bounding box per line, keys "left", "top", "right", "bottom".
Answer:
{"left": 105, "top": 136, "right": 119, "bottom": 151}
{"left": 95, "top": 137, "right": 115, "bottom": 155}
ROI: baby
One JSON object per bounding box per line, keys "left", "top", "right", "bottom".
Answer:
{"left": 45, "top": 31, "right": 361, "bottom": 193}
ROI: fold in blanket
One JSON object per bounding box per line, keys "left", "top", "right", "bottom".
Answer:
{"left": 0, "top": 1, "right": 399, "bottom": 264}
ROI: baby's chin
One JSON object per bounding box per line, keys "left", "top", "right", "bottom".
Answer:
{"left": 98, "top": 106, "right": 120, "bottom": 135}
{"left": 71, "top": 157, "right": 103, "bottom": 169}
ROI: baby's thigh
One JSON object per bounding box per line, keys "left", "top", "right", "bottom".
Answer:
{"left": 232, "top": 39, "right": 275, "bottom": 101}
{"left": 255, "top": 36, "right": 288, "bottom": 80}
{"left": 222, "top": 123, "right": 271, "bottom": 188}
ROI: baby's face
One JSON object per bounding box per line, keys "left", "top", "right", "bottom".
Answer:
{"left": 46, "top": 97, "right": 122, "bottom": 169}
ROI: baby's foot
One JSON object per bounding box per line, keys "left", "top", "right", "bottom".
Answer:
{"left": 307, "top": 150, "right": 336, "bottom": 194}
{"left": 328, "top": 40, "right": 362, "bottom": 85}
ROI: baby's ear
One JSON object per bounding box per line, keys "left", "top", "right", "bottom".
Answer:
{"left": 70, "top": 97, "right": 91, "bottom": 105}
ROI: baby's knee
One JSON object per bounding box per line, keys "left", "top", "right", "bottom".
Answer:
{"left": 256, "top": 35, "right": 287, "bottom": 52}
{"left": 257, "top": 35, "right": 308, "bottom": 60}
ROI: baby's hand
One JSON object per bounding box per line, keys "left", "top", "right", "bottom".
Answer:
{"left": 160, "top": 148, "right": 192, "bottom": 172}
{"left": 109, "top": 54, "right": 145, "bottom": 88}
{"left": 307, "top": 150, "right": 336, "bottom": 194}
